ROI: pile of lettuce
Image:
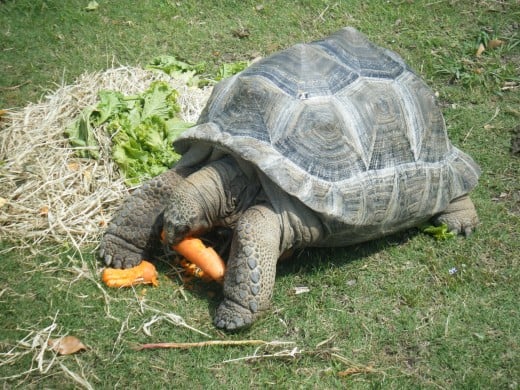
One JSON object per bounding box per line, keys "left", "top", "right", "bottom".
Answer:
{"left": 66, "top": 81, "right": 192, "bottom": 186}
{"left": 65, "top": 57, "right": 250, "bottom": 186}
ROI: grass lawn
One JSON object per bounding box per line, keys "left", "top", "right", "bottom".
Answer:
{"left": 1, "top": 0, "right": 519, "bottom": 388}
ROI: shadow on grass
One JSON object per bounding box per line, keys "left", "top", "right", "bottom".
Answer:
{"left": 146, "top": 226, "right": 421, "bottom": 326}
{"left": 276, "top": 227, "right": 420, "bottom": 278}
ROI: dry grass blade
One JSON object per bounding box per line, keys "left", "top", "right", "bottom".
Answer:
{"left": 0, "top": 66, "right": 211, "bottom": 253}
{"left": 140, "top": 303, "right": 211, "bottom": 338}
{"left": 0, "top": 312, "right": 62, "bottom": 380}
{"left": 58, "top": 362, "right": 94, "bottom": 390}
{"left": 221, "top": 345, "right": 302, "bottom": 364}
{"left": 337, "top": 365, "right": 375, "bottom": 377}
{"left": 331, "top": 353, "right": 379, "bottom": 377}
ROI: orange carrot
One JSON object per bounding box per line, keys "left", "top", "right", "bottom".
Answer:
{"left": 161, "top": 230, "right": 225, "bottom": 283}
{"left": 102, "top": 260, "right": 158, "bottom": 288}
{"left": 173, "top": 237, "right": 226, "bottom": 283}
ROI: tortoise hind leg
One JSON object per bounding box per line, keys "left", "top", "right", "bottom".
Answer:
{"left": 432, "top": 195, "right": 479, "bottom": 237}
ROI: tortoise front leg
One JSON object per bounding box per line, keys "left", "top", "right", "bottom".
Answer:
{"left": 99, "top": 167, "right": 191, "bottom": 268}
{"left": 214, "top": 204, "right": 282, "bottom": 330}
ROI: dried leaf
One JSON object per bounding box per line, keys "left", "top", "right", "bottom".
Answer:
{"left": 487, "top": 39, "right": 503, "bottom": 50}
{"left": 232, "top": 28, "right": 250, "bottom": 39}
{"left": 338, "top": 365, "right": 374, "bottom": 377}
{"left": 0, "top": 197, "right": 7, "bottom": 208}
{"left": 476, "top": 43, "right": 485, "bottom": 57}
{"left": 48, "top": 336, "right": 87, "bottom": 355}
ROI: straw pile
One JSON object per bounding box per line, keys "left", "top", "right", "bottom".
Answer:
{"left": 0, "top": 66, "right": 211, "bottom": 252}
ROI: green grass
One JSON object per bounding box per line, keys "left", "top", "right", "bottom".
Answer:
{"left": 1, "top": 0, "right": 519, "bottom": 388}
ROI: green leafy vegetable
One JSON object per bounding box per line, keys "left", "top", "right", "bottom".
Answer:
{"left": 65, "top": 58, "right": 252, "bottom": 185}
{"left": 146, "top": 55, "right": 206, "bottom": 76}
{"left": 146, "top": 55, "right": 250, "bottom": 86}
{"left": 94, "top": 90, "right": 125, "bottom": 125}
{"left": 215, "top": 61, "right": 250, "bottom": 81}
{"left": 421, "top": 223, "right": 456, "bottom": 240}
{"left": 141, "top": 82, "right": 179, "bottom": 120}
{"left": 146, "top": 56, "right": 205, "bottom": 87}
{"left": 65, "top": 81, "right": 193, "bottom": 185}
{"left": 85, "top": 1, "right": 99, "bottom": 11}
{"left": 64, "top": 108, "right": 100, "bottom": 159}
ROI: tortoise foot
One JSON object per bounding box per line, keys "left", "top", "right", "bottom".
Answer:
{"left": 99, "top": 233, "right": 144, "bottom": 269}
{"left": 433, "top": 195, "right": 479, "bottom": 237}
{"left": 213, "top": 299, "right": 255, "bottom": 331}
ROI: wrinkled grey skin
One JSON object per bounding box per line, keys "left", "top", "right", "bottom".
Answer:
{"left": 99, "top": 28, "right": 480, "bottom": 330}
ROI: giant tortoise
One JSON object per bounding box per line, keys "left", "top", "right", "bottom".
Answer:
{"left": 99, "top": 27, "right": 480, "bottom": 330}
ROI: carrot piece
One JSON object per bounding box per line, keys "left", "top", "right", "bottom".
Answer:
{"left": 169, "top": 236, "right": 226, "bottom": 283}
{"left": 102, "top": 260, "right": 158, "bottom": 288}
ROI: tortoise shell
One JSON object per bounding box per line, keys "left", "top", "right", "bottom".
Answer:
{"left": 174, "top": 27, "right": 480, "bottom": 232}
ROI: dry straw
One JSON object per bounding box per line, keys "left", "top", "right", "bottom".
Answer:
{"left": 0, "top": 66, "right": 211, "bottom": 254}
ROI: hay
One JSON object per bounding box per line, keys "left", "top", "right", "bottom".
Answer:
{"left": 0, "top": 66, "right": 211, "bottom": 252}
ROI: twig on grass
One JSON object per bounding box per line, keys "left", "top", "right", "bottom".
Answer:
{"left": 134, "top": 339, "right": 287, "bottom": 350}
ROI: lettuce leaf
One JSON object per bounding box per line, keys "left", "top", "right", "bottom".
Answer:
{"left": 146, "top": 55, "right": 250, "bottom": 87}
{"left": 64, "top": 108, "right": 100, "bottom": 159}
{"left": 146, "top": 55, "right": 205, "bottom": 75}
{"left": 65, "top": 80, "right": 192, "bottom": 185}
{"left": 106, "top": 83, "right": 190, "bottom": 185}
{"left": 215, "top": 61, "right": 250, "bottom": 81}
{"left": 141, "top": 81, "right": 180, "bottom": 120}
{"left": 420, "top": 223, "right": 456, "bottom": 240}
{"left": 94, "top": 90, "right": 125, "bottom": 125}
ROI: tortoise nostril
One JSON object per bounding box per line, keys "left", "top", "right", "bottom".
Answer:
{"left": 164, "top": 224, "right": 191, "bottom": 247}
{"left": 175, "top": 224, "right": 190, "bottom": 237}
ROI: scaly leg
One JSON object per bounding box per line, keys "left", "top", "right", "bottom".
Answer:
{"left": 214, "top": 204, "right": 282, "bottom": 330}
{"left": 99, "top": 167, "right": 191, "bottom": 268}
